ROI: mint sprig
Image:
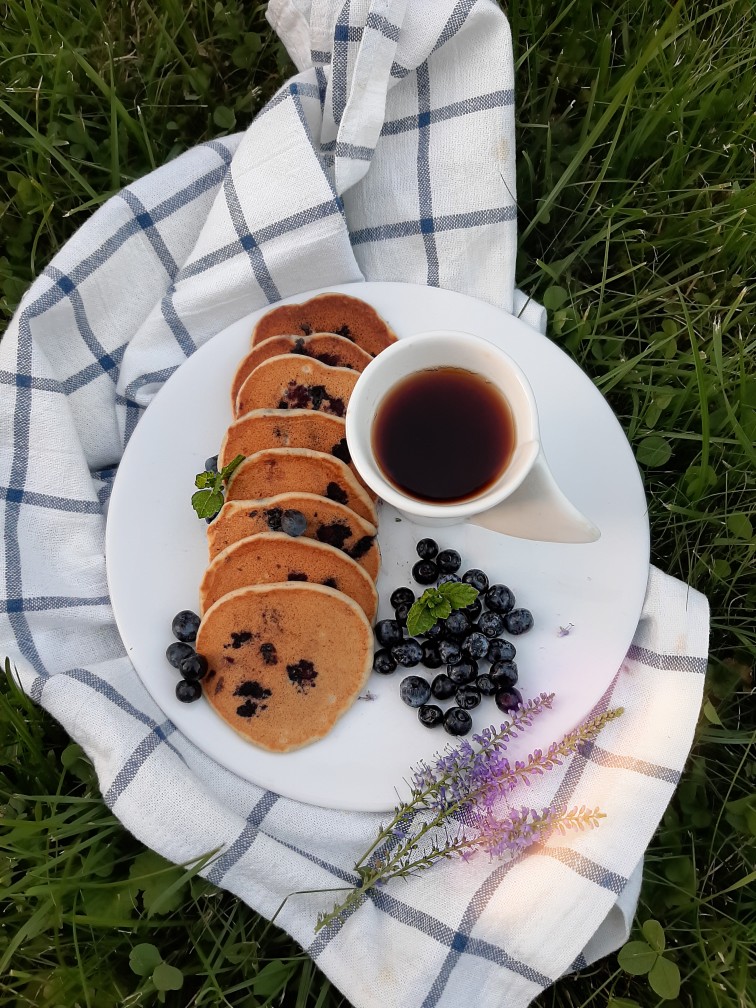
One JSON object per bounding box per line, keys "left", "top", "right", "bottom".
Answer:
{"left": 406, "top": 581, "right": 479, "bottom": 637}
{"left": 191, "top": 454, "right": 245, "bottom": 520}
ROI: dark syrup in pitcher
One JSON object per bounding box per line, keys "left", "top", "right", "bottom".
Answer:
{"left": 372, "top": 367, "right": 515, "bottom": 503}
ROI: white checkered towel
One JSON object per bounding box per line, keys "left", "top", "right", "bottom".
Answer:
{"left": 0, "top": 1, "right": 709, "bottom": 1005}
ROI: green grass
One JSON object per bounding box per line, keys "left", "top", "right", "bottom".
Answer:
{"left": 1, "top": 0, "right": 754, "bottom": 1005}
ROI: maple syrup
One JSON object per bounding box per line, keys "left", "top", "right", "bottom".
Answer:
{"left": 372, "top": 367, "right": 515, "bottom": 503}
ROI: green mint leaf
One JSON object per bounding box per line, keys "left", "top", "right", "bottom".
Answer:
{"left": 220, "top": 454, "right": 245, "bottom": 484}
{"left": 194, "top": 470, "right": 216, "bottom": 489}
{"left": 437, "top": 582, "right": 479, "bottom": 609}
{"left": 406, "top": 600, "right": 436, "bottom": 637}
{"left": 191, "top": 456, "right": 244, "bottom": 520}
{"left": 192, "top": 488, "right": 224, "bottom": 519}
{"left": 406, "top": 583, "right": 478, "bottom": 637}
{"left": 206, "top": 490, "right": 225, "bottom": 517}
{"left": 428, "top": 600, "right": 452, "bottom": 621}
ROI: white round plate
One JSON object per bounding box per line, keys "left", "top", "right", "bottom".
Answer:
{"left": 106, "top": 282, "right": 649, "bottom": 812}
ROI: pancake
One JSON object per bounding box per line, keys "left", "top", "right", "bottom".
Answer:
{"left": 251, "top": 292, "right": 397, "bottom": 357}
{"left": 230, "top": 333, "right": 372, "bottom": 410}
{"left": 199, "top": 532, "right": 378, "bottom": 622}
{"left": 196, "top": 582, "right": 373, "bottom": 752}
{"left": 235, "top": 355, "right": 359, "bottom": 419}
{"left": 207, "top": 493, "right": 380, "bottom": 580}
{"left": 224, "top": 448, "right": 377, "bottom": 525}
{"left": 218, "top": 408, "right": 376, "bottom": 501}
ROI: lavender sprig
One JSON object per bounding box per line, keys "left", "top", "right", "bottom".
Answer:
{"left": 315, "top": 694, "right": 623, "bottom": 932}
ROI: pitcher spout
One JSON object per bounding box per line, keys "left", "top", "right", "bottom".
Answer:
{"left": 467, "top": 450, "right": 601, "bottom": 544}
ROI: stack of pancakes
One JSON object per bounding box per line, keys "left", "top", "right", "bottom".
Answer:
{"left": 196, "top": 293, "right": 395, "bottom": 752}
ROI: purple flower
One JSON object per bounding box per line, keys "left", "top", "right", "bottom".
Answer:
{"left": 314, "top": 694, "right": 621, "bottom": 934}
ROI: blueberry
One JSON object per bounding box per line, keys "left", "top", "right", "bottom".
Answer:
{"left": 462, "top": 569, "right": 489, "bottom": 593}
{"left": 464, "top": 598, "right": 482, "bottom": 621}
{"left": 394, "top": 602, "right": 411, "bottom": 627}
{"left": 436, "top": 549, "right": 461, "bottom": 574}
{"left": 420, "top": 640, "right": 443, "bottom": 669}
{"left": 416, "top": 538, "right": 439, "bottom": 560}
{"left": 486, "top": 584, "right": 515, "bottom": 614}
{"left": 412, "top": 559, "right": 438, "bottom": 585}
{"left": 204, "top": 455, "right": 218, "bottom": 472}
{"left": 400, "top": 675, "right": 431, "bottom": 707}
{"left": 477, "top": 611, "right": 504, "bottom": 639}
{"left": 455, "top": 684, "right": 481, "bottom": 710}
{"left": 438, "top": 639, "right": 462, "bottom": 664}
{"left": 418, "top": 704, "right": 444, "bottom": 728}
{"left": 166, "top": 641, "right": 194, "bottom": 669}
{"left": 373, "top": 648, "right": 397, "bottom": 675}
{"left": 172, "top": 610, "right": 200, "bottom": 643}
{"left": 431, "top": 673, "right": 456, "bottom": 700}
{"left": 476, "top": 673, "right": 498, "bottom": 696}
{"left": 495, "top": 687, "right": 523, "bottom": 713}
{"left": 422, "top": 621, "right": 444, "bottom": 640}
{"left": 437, "top": 573, "right": 462, "bottom": 586}
{"left": 487, "top": 638, "right": 517, "bottom": 664}
{"left": 447, "top": 658, "right": 478, "bottom": 685}
{"left": 179, "top": 652, "right": 209, "bottom": 680}
{"left": 504, "top": 609, "right": 534, "bottom": 635}
{"left": 176, "top": 678, "right": 202, "bottom": 703}
{"left": 489, "top": 660, "right": 519, "bottom": 688}
{"left": 444, "top": 707, "right": 472, "bottom": 736}
{"left": 392, "top": 638, "right": 423, "bottom": 667}
{"left": 443, "top": 610, "right": 471, "bottom": 639}
{"left": 390, "top": 586, "right": 415, "bottom": 609}
{"left": 462, "top": 631, "right": 489, "bottom": 660}
{"left": 375, "top": 619, "right": 403, "bottom": 648}
{"left": 280, "top": 509, "right": 307, "bottom": 537}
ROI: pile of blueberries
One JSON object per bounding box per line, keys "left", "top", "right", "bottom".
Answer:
{"left": 374, "top": 539, "right": 534, "bottom": 736}
{"left": 166, "top": 610, "right": 208, "bottom": 702}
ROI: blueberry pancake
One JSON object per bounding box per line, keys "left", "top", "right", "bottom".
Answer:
{"left": 218, "top": 408, "right": 376, "bottom": 501}
{"left": 251, "top": 292, "right": 397, "bottom": 358}
{"left": 224, "top": 448, "right": 377, "bottom": 525}
{"left": 196, "top": 582, "right": 373, "bottom": 752}
{"left": 207, "top": 493, "right": 380, "bottom": 580}
{"left": 230, "top": 333, "right": 372, "bottom": 410}
{"left": 199, "top": 532, "right": 378, "bottom": 622}
{"left": 235, "top": 355, "right": 359, "bottom": 419}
